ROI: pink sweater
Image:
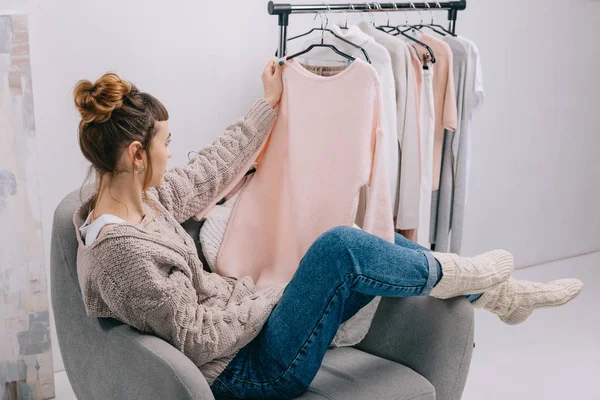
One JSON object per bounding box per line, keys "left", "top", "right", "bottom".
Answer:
{"left": 210, "top": 58, "right": 395, "bottom": 291}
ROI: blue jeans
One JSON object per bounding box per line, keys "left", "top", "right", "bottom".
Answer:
{"left": 210, "top": 226, "right": 481, "bottom": 399}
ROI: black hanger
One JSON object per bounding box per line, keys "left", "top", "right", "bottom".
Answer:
{"left": 401, "top": 2, "right": 456, "bottom": 37}
{"left": 401, "top": 20, "right": 455, "bottom": 37}
{"left": 391, "top": 27, "right": 437, "bottom": 63}
{"left": 372, "top": 4, "right": 419, "bottom": 55}
{"left": 370, "top": 3, "right": 436, "bottom": 63}
{"left": 284, "top": 13, "right": 371, "bottom": 63}
{"left": 286, "top": 38, "right": 358, "bottom": 63}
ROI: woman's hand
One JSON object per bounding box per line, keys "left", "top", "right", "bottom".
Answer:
{"left": 262, "top": 59, "right": 285, "bottom": 109}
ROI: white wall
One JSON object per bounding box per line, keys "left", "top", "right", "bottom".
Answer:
{"left": 457, "top": 0, "right": 600, "bottom": 268}
{"left": 1, "top": 0, "right": 25, "bottom": 14}
{"left": 11, "top": 0, "right": 598, "bottom": 373}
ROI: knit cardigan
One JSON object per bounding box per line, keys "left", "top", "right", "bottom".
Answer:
{"left": 73, "top": 99, "right": 288, "bottom": 386}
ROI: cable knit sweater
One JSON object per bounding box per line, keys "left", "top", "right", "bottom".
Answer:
{"left": 73, "top": 99, "right": 288, "bottom": 386}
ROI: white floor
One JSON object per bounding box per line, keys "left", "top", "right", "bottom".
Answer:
{"left": 52, "top": 252, "right": 599, "bottom": 400}
{"left": 462, "top": 250, "right": 599, "bottom": 400}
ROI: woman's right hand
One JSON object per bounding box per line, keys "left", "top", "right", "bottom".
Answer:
{"left": 262, "top": 59, "right": 285, "bottom": 109}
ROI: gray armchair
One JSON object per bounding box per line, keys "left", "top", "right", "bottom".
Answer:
{"left": 51, "top": 189, "right": 474, "bottom": 400}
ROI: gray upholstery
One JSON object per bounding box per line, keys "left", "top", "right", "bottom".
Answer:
{"left": 51, "top": 189, "right": 474, "bottom": 399}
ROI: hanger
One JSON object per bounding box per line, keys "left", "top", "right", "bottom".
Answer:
{"left": 430, "top": 2, "right": 457, "bottom": 36}
{"left": 338, "top": 10, "right": 350, "bottom": 30}
{"left": 372, "top": 3, "right": 419, "bottom": 56}
{"left": 406, "top": 2, "right": 447, "bottom": 36}
{"left": 338, "top": 3, "right": 364, "bottom": 30}
{"left": 375, "top": 2, "right": 400, "bottom": 34}
{"left": 390, "top": 3, "right": 421, "bottom": 33}
{"left": 401, "top": 2, "right": 456, "bottom": 37}
{"left": 385, "top": 2, "right": 437, "bottom": 63}
{"left": 285, "top": 5, "right": 371, "bottom": 63}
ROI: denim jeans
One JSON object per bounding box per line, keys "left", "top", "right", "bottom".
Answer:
{"left": 210, "top": 226, "right": 481, "bottom": 399}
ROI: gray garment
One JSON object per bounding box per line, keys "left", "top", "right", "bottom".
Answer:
{"left": 430, "top": 36, "right": 484, "bottom": 253}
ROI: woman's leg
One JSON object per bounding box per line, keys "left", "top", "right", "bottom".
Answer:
{"left": 339, "top": 231, "right": 445, "bottom": 324}
{"left": 211, "top": 226, "right": 465, "bottom": 399}
{"left": 379, "top": 232, "right": 483, "bottom": 307}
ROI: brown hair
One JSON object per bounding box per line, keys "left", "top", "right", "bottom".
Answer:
{"left": 74, "top": 72, "right": 168, "bottom": 219}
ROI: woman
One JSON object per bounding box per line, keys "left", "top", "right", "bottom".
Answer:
{"left": 73, "top": 59, "right": 583, "bottom": 400}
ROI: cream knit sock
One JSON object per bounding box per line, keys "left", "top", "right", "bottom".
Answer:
{"left": 429, "top": 250, "right": 514, "bottom": 299}
{"left": 472, "top": 277, "right": 584, "bottom": 325}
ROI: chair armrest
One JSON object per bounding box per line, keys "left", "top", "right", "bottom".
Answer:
{"left": 353, "top": 296, "right": 474, "bottom": 400}
{"left": 64, "top": 318, "right": 215, "bottom": 400}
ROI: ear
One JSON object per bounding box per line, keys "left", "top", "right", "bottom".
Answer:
{"left": 127, "top": 141, "right": 146, "bottom": 168}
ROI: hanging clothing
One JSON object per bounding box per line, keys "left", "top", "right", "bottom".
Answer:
{"left": 208, "top": 58, "right": 394, "bottom": 348}
{"left": 417, "top": 63, "right": 436, "bottom": 248}
{"left": 300, "top": 24, "right": 400, "bottom": 223}
{"left": 429, "top": 36, "right": 484, "bottom": 253}
{"left": 200, "top": 54, "right": 393, "bottom": 347}
{"left": 214, "top": 58, "right": 394, "bottom": 288}
{"left": 358, "top": 21, "right": 421, "bottom": 231}
{"left": 408, "top": 33, "right": 458, "bottom": 191}
{"left": 397, "top": 45, "right": 424, "bottom": 242}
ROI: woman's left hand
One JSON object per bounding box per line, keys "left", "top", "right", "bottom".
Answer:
{"left": 262, "top": 59, "right": 285, "bottom": 109}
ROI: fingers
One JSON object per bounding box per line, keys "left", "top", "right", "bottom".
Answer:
{"left": 264, "top": 58, "right": 285, "bottom": 78}
{"left": 264, "top": 59, "right": 276, "bottom": 77}
{"left": 274, "top": 59, "right": 285, "bottom": 76}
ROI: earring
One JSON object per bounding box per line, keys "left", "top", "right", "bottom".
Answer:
{"left": 136, "top": 164, "right": 145, "bottom": 174}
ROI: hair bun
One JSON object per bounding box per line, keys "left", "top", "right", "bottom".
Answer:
{"left": 74, "top": 73, "right": 132, "bottom": 124}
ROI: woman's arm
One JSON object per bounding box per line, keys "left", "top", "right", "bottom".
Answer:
{"left": 149, "top": 99, "right": 276, "bottom": 223}
{"left": 93, "top": 240, "right": 284, "bottom": 369}
{"left": 148, "top": 60, "right": 285, "bottom": 223}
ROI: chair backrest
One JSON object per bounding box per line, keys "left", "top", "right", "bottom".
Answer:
{"left": 50, "top": 188, "right": 208, "bottom": 399}
{"left": 50, "top": 188, "right": 121, "bottom": 397}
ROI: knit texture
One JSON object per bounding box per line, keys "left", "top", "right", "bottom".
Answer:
{"left": 472, "top": 277, "right": 584, "bottom": 325}
{"left": 429, "top": 249, "right": 514, "bottom": 299}
{"left": 74, "top": 99, "right": 288, "bottom": 387}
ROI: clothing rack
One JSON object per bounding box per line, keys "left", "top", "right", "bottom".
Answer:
{"left": 268, "top": 1, "right": 467, "bottom": 57}
{"left": 268, "top": 1, "right": 468, "bottom": 251}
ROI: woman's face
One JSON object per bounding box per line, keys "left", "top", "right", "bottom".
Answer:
{"left": 149, "top": 120, "right": 172, "bottom": 187}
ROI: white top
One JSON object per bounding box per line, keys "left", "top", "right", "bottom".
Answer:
{"left": 417, "top": 66, "right": 436, "bottom": 248}
{"left": 79, "top": 211, "right": 126, "bottom": 246}
{"left": 357, "top": 21, "right": 421, "bottom": 230}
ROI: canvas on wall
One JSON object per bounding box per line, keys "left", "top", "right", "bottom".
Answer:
{"left": 0, "top": 15, "right": 55, "bottom": 400}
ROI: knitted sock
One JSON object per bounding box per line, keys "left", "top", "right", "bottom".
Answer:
{"left": 432, "top": 258, "right": 484, "bottom": 302}
{"left": 429, "top": 250, "right": 514, "bottom": 299}
{"left": 472, "top": 277, "right": 584, "bottom": 325}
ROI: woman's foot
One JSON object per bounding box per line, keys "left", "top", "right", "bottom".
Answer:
{"left": 472, "top": 277, "right": 584, "bottom": 325}
{"left": 429, "top": 250, "right": 514, "bottom": 299}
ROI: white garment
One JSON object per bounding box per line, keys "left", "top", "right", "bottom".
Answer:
{"left": 417, "top": 66, "right": 436, "bottom": 248}
{"left": 79, "top": 211, "right": 126, "bottom": 246}
{"left": 200, "top": 190, "right": 242, "bottom": 271}
{"left": 453, "top": 35, "right": 484, "bottom": 192}
{"left": 300, "top": 24, "right": 400, "bottom": 220}
{"left": 358, "top": 21, "right": 421, "bottom": 230}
